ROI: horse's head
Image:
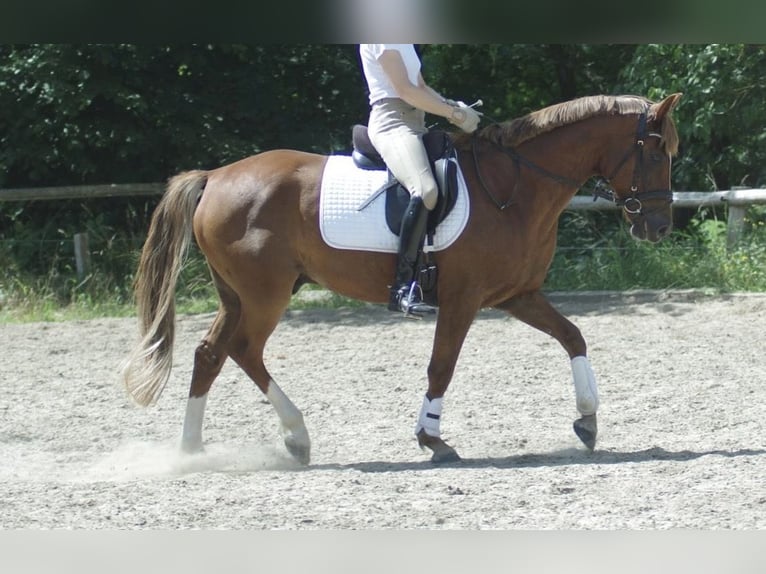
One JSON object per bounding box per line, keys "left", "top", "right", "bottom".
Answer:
{"left": 598, "top": 93, "right": 682, "bottom": 243}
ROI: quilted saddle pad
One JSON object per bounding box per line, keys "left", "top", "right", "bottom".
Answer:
{"left": 318, "top": 155, "right": 470, "bottom": 254}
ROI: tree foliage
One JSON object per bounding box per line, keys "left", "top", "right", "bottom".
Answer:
{"left": 0, "top": 44, "right": 365, "bottom": 187}
{"left": 617, "top": 44, "right": 766, "bottom": 190}
{"left": 1, "top": 44, "right": 763, "bottom": 191}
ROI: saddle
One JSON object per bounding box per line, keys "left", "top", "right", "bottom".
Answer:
{"left": 351, "top": 125, "right": 459, "bottom": 242}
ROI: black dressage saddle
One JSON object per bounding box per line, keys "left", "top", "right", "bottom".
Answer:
{"left": 350, "top": 125, "right": 459, "bottom": 239}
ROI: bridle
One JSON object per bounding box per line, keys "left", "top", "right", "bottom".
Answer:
{"left": 590, "top": 111, "right": 674, "bottom": 216}
{"left": 472, "top": 111, "right": 674, "bottom": 216}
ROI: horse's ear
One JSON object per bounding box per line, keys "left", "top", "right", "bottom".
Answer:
{"left": 652, "top": 92, "right": 682, "bottom": 120}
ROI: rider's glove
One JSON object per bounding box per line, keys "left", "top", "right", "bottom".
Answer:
{"left": 448, "top": 101, "right": 481, "bottom": 133}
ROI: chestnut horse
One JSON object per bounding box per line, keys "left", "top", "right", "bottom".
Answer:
{"left": 121, "top": 93, "right": 682, "bottom": 463}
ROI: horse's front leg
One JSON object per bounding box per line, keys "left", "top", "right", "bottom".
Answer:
{"left": 416, "top": 303, "right": 479, "bottom": 463}
{"left": 495, "top": 290, "right": 599, "bottom": 450}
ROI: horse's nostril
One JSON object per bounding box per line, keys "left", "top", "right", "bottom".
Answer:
{"left": 657, "top": 225, "right": 670, "bottom": 238}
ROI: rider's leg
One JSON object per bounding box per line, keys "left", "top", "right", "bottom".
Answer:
{"left": 368, "top": 100, "right": 439, "bottom": 316}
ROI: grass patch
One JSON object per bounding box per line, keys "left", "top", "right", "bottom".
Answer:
{"left": 546, "top": 217, "right": 766, "bottom": 292}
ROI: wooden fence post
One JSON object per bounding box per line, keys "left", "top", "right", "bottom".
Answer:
{"left": 73, "top": 232, "right": 91, "bottom": 280}
{"left": 726, "top": 187, "right": 750, "bottom": 249}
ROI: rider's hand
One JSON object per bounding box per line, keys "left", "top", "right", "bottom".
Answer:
{"left": 448, "top": 101, "right": 481, "bottom": 133}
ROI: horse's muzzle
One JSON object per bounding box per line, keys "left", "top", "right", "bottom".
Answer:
{"left": 630, "top": 217, "right": 672, "bottom": 243}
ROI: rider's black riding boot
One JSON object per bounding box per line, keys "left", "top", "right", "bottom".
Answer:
{"left": 388, "top": 196, "right": 437, "bottom": 317}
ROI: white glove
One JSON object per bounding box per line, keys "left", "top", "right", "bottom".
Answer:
{"left": 448, "top": 101, "right": 481, "bottom": 133}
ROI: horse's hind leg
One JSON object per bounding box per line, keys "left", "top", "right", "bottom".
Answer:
{"left": 181, "top": 268, "right": 241, "bottom": 453}
{"left": 228, "top": 287, "right": 311, "bottom": 465}
{"left": 182, "top": 265, "right": 310, "bottom": 463}
{"left": 495, "top": 291, "right": 599, "bottom": 450}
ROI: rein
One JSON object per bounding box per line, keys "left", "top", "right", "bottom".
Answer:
{"left": 472, "top": 136, "right": 581, "bottom": 210}
{"left": 472, "top": 111, "right": 674, "bottom": 215}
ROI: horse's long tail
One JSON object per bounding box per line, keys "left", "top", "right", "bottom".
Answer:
{"left": 121, "top": 170, "right": 207, "bottom": 407}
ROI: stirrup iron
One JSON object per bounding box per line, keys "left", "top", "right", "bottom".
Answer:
{"left": 399, "top": 282, "right": 437, "bottom": 318}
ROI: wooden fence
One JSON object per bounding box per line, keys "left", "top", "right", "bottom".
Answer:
{"left": 2, "top": 184, "right": 766, "bottom": 278}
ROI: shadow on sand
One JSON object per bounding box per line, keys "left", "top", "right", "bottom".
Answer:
{"left": 304, "top": 446, "right": 766, "bottom": 474}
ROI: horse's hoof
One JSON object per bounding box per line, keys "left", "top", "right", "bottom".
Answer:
{"left": 180, "top": 440, "right": 205, "bottom": 455}
{"left": 284, "top": 436, "right": 311, "bottom": 465}
{"left": 431, "top": 446, "right": 461, "bottom": 464}
{"left": 417, "top": 429, "right": 461, "bottom": 464}
{"left": 573, "top": 414, "right": 598, "bottom": 451}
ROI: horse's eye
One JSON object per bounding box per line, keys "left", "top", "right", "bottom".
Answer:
{"left": 649, "top": 152, "right": 664, "bottom": 162}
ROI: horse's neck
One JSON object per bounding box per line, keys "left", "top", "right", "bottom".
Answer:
{"left": 464, "top": 118, "right": 624, "bottom": 218}
{"left": 528, "top": 124, "right": 607, "bottom": 181}
{"left": 515, "top": 122, "right": 615, "bottom": 208}
{"left": 501, "top": 143, "right": 589, "bottom": 217}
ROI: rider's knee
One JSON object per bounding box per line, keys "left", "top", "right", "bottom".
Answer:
{"left": 418, "top": 184, "right": 438, "bottom": 211}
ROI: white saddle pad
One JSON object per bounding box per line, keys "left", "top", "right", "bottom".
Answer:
{"left": 318, "top": 155, "right": 470, "bottom": 253}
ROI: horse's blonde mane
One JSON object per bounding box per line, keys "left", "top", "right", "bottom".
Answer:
{"left": 455, "top": 94, "right": 679, "bottom": 156}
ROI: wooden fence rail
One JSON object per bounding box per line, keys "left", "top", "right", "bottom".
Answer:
{"left": 0, "top": 183, "right": 164, "bottom": 202}
{"left": 2, "top": 184, "right": 766, "bottom": 278}
{"left": 570, "top": 188, "right": 766, "bottom": 248}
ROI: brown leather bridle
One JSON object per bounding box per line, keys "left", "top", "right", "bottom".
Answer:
{"left": 590, "top": 111, "right": 674, "bottom": 216}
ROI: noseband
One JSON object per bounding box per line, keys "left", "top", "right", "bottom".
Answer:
{"left": 473, "top": 110, "right": 673, "bottom": 215}
{"left": 590, "top": 111, "right": 674, "bottom": 215}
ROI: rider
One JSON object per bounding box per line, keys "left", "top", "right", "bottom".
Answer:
{"left": 359, "top": 44, "right": 481, "bottom": 317}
